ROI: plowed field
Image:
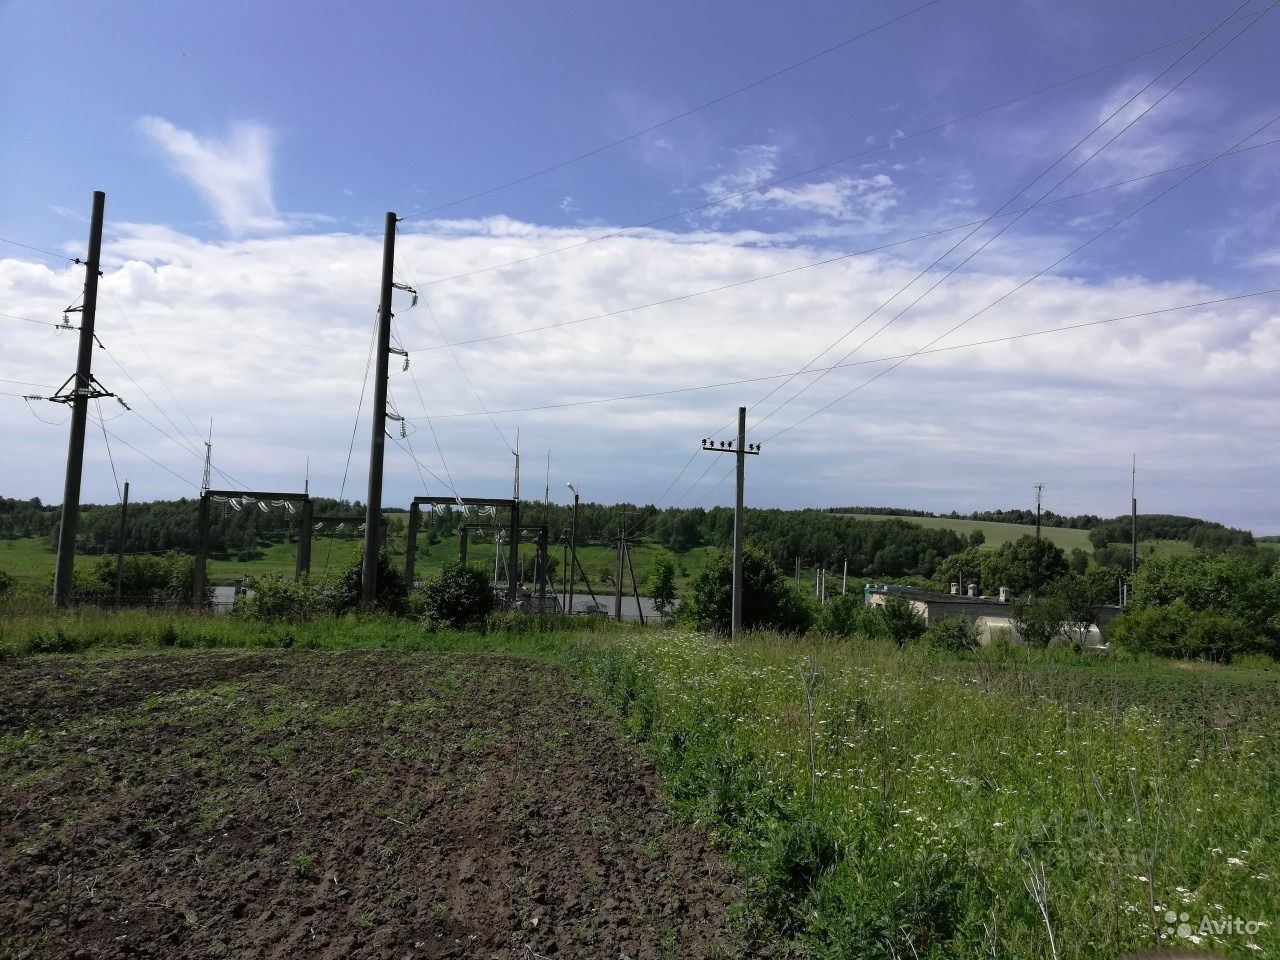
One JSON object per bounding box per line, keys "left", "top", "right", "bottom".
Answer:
{"left": 0, "top": 651, "right": 750, "bottom": 958}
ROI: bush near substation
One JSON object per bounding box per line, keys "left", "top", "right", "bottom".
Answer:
{"left": 417, "top": 563, "right": 496, "bottom": 628}
{"left": 332, "top": 551, "right": 409, "bottom": 615}
{"left": 235, "top": 576, "right": 336, "bottom": 621}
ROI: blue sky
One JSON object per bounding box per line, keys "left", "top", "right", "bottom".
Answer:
{"left": 2, "top": 0, "right": 1279, "bottom": 531}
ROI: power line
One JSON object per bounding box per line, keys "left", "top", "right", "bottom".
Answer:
{"left": 86, "top": 412, "right": 199, "bottom": 488}
{"left": 633, "top": 1, "right": 1271, "bottom": 515}
{"left": 0, "top": 311, "right": 69, "bottom": 328}
{"left": 0, "top": 236, "right": 83, "bottom": 264}
{"left": 748, "top": 0, "right": 1271, "bottom": 434}
{"left": 100, "top": 285, "right": 205, "bottom": 442}
{"left": 95, "top": 398, "right": 122, "bottom": 502}
{"left": 399, "top": 0, "right": 947, "bottom": 221}
{"left": 391, "top": 325, "right": 461, "bottom": 499}
{"left": 324, "top": 310, "right": 380, "bottom": 576}
{"left": 397, "top": 136, "right": 1280, "bottom": 354}
{"left": 402, "top": 10, "right": 1268, "bottom": 289}
{"left": 762, "top": 110, "right": 1280, "bottom": 444}
{"left": 397, "top": 288, "right": 1280, "bottom": 420}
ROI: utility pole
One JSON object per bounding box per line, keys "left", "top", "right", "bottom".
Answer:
{"left": 613, "top": 529, "right": 626, "bottom": 621}
{"left": 53, "top": 191, "right": 107, "bottom": 608}
{"left": 1130, "top": 455, "right": 1138, "bottom": 575}
{"left": 625, "top": 539, "right": 646, "bottom": 626}
{"left": 842, "top": 558, "right": 848, "bottom": 595}
{"left": 113, "top": 480, "right": 130, "bottom": 606}
{"left": 362, "top": 211, "right": 397, "bottom": 607}
{"left": 1033, "top": 482, "right": 1045, "bottom": 597}
{"left": 701, "top": 406, "right": 760, "bottom": 640}
{"left": 566, "top": 482, "right": 580, "bottom": 615}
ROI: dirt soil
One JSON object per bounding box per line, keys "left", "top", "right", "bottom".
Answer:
{"left": 0, "top": 650, "right": 754, "bottom": 958}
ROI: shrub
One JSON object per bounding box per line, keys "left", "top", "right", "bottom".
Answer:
{"left": 878, "top": 595, "right": 925, "bottom": 648}
{"left": 815, "top": 593, "right": 885, "bottom": 640}
{"left": 921, "top": 615, "right": 980, "bottom": 653}
{"left": 678, "top": 547, "right": 812, "bottom": 635}
{"left": 236, "top": 549, "right": 266, "bottom": 562}
{"left": 417, "top": 563, "right": 495, "bottom": 628}
{"left": 332, "top": 552, "right": 408, "bottom": 615}
{"left": 1110, "top": 600, "right": 1256, "bottom": 662}
{"left": 0, "top": 569, "right": 14, "bottom": 597}
{"left": 236, "top": 575, "right": 334, "bottom": 620}
{"left": 75, "top": 552, "right": 198, "bottom": 606}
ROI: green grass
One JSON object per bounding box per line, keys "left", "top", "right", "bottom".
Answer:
{"left": 588, "top": 632, "right": 1279, "bottom": 958}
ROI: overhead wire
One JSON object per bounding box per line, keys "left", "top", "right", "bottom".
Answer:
{"left": 398, "top": 0, "right": 948, "bottom": 221}
{"left": 629, "top": 0, "right": 1272, "bottom": 526}
{"left": 762, "top": 109, "right": 1280, "bottom": 445}
{"left": 398, "top": 136, "right": 1280, "bottom": 354}
{"left": 324, "top": 309, "right": 380, "bottom": 575}
{"left": 0, "top": 236, "right": 83, "bottom": 264}
{"left": 100, "top": 285, "right": 205, "bottom": 442}
{"left": 401, "top": 8, "right": 1269, "bottom": 290}
{"left": 398, "top": 288, "right": 1280, "bottom": 420}
{"left": 392, "top": 248, "right": 514, "bottom": 454}
{"left": 747, "top": 0, "right": 1273, "bottom": 434}
{"left": 95, "top": 398, "right": 123, "bottom": 502}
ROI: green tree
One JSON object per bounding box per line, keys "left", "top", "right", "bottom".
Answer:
{"left": 985, "top": 535, "right": 1069, "bottom": 595}
{"left": 647, "top": 549, "right": 678, "bottom": 619}
{"left": 1009, "top": 593, "right": 1068, "bottom": 647}
{"left": 1049, "top": 567, "right": 1120, "bottom": 648}
{"left": 879, "top": 595, "right": 926, "bottom": 648}
{"left": 679, "top": 546, "right": 812, "bottom": 635}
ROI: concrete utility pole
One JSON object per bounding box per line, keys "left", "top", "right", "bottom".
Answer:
{"left": 1130, "top": 455, "right": 1139, "bottom": 575}
{"left": 625, "top": 539, "right": 645, "bottom": 625}
{"left": 362, "top": 211, "right": 397, "bottom": 607}
{"left": 700, "top": 406, "right": 760, "bottom": 640}
{"left": 613, "top": 529, "right": 626, "bottom": 621}
{"left": 113, "top": 481, "right": 130, "bottom": 606}
{"left": 1033, "top": 482, "right": 1045, "bottom": 597}
{"left": 53, "top": 191, "right": 107, "bottom": 608}
{"left": 566, "top": 482, "right": 580, "bottom": 615}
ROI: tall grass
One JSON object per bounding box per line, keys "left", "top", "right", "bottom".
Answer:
{"left": 586, "top": 631, "right": 1277, "bottom": 958}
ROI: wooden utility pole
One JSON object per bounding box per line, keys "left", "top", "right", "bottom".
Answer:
{"left": 362, "top": 211, "right": 397, "bottom": 607}
{"left": 52, "top": 191, "right": 107, "bottom": 607}
{"left": 700, "top": 407, "right": 759, "bottom": 639}
{"left": 113, "top": 480, "right": 129, "bottom": 605}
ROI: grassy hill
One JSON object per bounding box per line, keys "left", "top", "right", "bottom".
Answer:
{"left": 843, "top": 513, "right": 1094, "bottom": 552}
{"left": 841, "top": 513, "right": 1198, "bottom": 560}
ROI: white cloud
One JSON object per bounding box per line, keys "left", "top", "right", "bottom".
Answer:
{"left": 2, "top": 217, "right": 1278, "bottom": 531}
{"left": 139, "top": 116, "right": 285, "bottom": 237}
{"left": 699, "top": 144, "right": 900, "bottom": 227}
